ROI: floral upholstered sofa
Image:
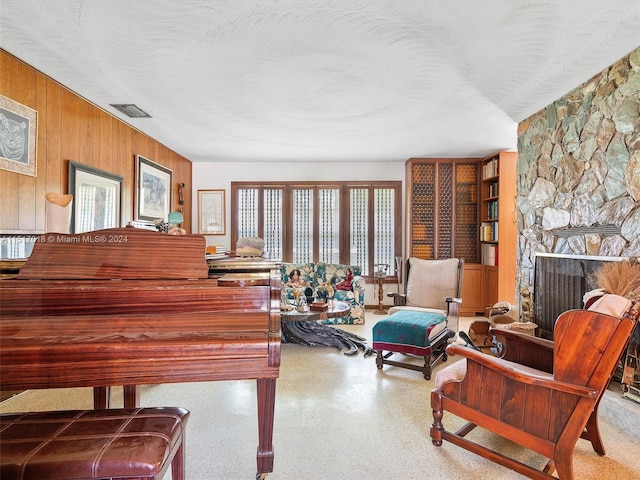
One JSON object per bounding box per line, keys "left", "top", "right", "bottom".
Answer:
{"left": 280, "top": 262, "right": 366, "bottom": 324}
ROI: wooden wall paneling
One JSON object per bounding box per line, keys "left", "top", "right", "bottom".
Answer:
{"left": 0, "top": 169, "right": 18, "bottom": 231}
{"left": 33, "top": 70, "right": 48, "bottom": 232}
{"left": 16, "top": 59, "right": 38, "bottom": 232}
{"left": 131, "top": 130, "right": 141, "bottom": 222}
{"left": 0, "top": 50, "right": 194, "bottom": 235}
{"left": 160, "top": 146, "right": 175, "bottom": 213}
{"left": 80, "top": 101, "right": 94, "bottom": 167}
{"left": 136, "top": 132, "right": 150, "bottom": 163}
{"left": 98, "top": 109, "right": 114, "bottom": 174}
{"left": 0, "top": 55, "right": 18, "bottom": 230}
{"left": 116, "top": 121, "right": 132, "bottom": 226}
{"left": 45, "top": 79, "right": 62, "bottom": 233}
{"left": 61, "top": 88, "right": 81, "bottom": 212}
{"left": 44, "top": 79, "right": 61, "bottom": 190}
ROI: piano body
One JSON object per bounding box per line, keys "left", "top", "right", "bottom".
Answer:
{"left": 0, "top": 227, "right": 281, "bottom": 478}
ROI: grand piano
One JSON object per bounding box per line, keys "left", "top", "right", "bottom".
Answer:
{"left": 0, "top": 227, "right": 281, "bottom": 479}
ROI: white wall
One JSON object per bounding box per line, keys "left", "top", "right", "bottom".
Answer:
{"left": 192, "top": 160, "right": 406, "bottom": 306}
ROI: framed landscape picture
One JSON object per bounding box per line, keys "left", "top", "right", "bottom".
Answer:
{"left": 0, "top": 94, "right": 37, "bottom": 177}
{"left": 198, "top": 189, "right": 225, "bottom": 234}
{"left": 135, "top": 155, "right": 172, "bottom": 222}
{"left": 68, "top": 161, "right": 123, "bottom": 233}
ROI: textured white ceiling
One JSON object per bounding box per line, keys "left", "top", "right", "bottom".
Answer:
{"left": 1, "top": 0, "right": 639, "bottom": 163}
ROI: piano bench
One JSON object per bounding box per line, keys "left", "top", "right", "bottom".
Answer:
{"left": 0, "top": 407, "right": 189, "bottom": 480}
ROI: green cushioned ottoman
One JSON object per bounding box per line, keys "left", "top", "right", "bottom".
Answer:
{"left": 372, "top": 310, "right": 454, "bottom": 380}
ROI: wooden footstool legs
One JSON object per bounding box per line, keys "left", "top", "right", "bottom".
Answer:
{"left": 0, "top": 407, "right": 189, "bottom": 480}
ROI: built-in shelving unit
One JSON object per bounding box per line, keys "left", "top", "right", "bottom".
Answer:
{"left": 479, "top": 151, "right": 517, "bottom": 307}
{"left": 403, "top": 153, "right": 517, "bottom": 315}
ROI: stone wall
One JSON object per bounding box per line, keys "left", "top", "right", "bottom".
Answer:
{"left": 516, "top": 46, "right": 640, "bottom": 304}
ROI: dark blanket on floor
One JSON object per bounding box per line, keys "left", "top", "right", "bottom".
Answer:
{"left": 282, "top": 320, "right": 374, "bottom": 356}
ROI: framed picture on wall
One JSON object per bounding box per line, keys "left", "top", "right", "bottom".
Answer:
{"left": 198, "top": 189, "right": 225, "bottom": 235}
{"left": 68, "top": 161, "right": 123, "bottom": 234}
{"left": 0, "top": 94, "right": 37, "bottom": 177}
{"left": 135, "top": 155, "right": 172, "bottom": 222}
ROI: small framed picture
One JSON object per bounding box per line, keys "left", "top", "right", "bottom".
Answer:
{"left": 135, "top": 155, "right": 172, "bottom": 222}
{"left": 68, "top": 161, "right": 123, "bottom": 233}
{"left": 0, "top": 94, "right": 37, "bottom": 177}
{"left": 198, "top": 189, "right": 225, "bottom": 235}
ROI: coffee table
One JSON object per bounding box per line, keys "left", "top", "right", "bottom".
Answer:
{"left": 281, "top": 300, "right": 351, "bottom": 322}
{"left": 281, "top": 301, "right": 373, "bottom": 356}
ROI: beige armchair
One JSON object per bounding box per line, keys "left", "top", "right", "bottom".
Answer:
{"left": 372, "top": 257, "right": 463, "bottom": 380}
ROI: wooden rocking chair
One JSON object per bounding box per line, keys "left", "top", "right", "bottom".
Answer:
{"left": 430, "top": 296, "right": 640, "bottom": 480}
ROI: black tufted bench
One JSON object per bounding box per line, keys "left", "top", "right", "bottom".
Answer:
{"left": 0, "top": 407, "right": 189, "bottom": 480}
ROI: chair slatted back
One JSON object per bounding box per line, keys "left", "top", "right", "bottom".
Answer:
{"left": 553, "top": 303, "right": 639, "bottom": 389}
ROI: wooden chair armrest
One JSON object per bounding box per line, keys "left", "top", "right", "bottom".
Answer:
{"left": 489, "top": 327, "right": 554, "bottom": 371}
{"left": 387, "top": 292, "right": 407, "bottom": 306}
{"left": 489, "top": 327, "right": 554, "bottom": 351}
{"left": 444, "top": 344, "right": 598, "bottom": 398}
{"left": 446, "top": 297, "right": 462, "bottom": 322}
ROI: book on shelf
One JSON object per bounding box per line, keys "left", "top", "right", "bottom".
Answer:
{"left": 482, "top": 157, "right": 499, "bottom": 179}
{"left": 480, "top": 222, "right": 491, "bottom": 242}
{"left": 487, "top": 200, "right": 499, "bottom": 219}
{"left": 480, "top": 222, "right": 499, "bottom": 242}
{"left": 482, "top": 243, "right": 499, "bottom": 266}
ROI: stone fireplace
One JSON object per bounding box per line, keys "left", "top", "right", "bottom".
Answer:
{"left": 516, "top": 47, "right": 639, "bottom": 435}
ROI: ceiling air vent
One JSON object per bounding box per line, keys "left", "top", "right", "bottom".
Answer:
{"left": 109, "top": 104, "right": 151, "bottom": 118}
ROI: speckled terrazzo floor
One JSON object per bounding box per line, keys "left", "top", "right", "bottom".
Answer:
{"left": 2, "top": 312, "right": 639, "bottom": 479}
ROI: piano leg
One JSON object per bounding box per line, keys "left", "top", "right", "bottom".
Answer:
{"left": 93, "top": 386, "right": 110, "bottom": 409}
{"left": 123, "top": 385, "right": 139, "bottom": 408}
{"left": 256, "top": 378, "right": 276, "bottom": 478}
{"left": 93, "top": 386, "right": 139, "bottom": 409}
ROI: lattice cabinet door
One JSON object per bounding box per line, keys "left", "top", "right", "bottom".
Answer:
{"left": 406, "top": 158, "right": 480, "bottom": 263}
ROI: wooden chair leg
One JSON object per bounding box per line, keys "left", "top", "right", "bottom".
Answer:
{"left": 582, "top": 409, "right": 605, "bottom": 455}
{"left": 423, "top": 356, "right": 432, "bottom": 380}
{"left": 376, "top": 350, "right": 383, "bottom": 369}
{"left": 171, "top": 439, "right": 185, "bottom": 480}
{"left": 430, "top": 394, "right": 444, "bottom": 446}
{"left": 553, "top": 450, "right": 574, "bottom": 480}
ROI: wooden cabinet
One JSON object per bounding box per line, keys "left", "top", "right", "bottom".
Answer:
{"left": 406, "top": 158, "right": 480, "bottom": 262}
{"left": 479, "top": 151, "right": 517, "bottom": 306}
{"left": 485, "top": 265, "right": 499, "bottom": 306}
{"left": 460, "top": 263, "right": 485, "bottom": 315}
{"left": 405, "top": 154, "right": 517, "bottom": 316}
{"left": 460, "top": 264, "right": 500, "bottom": 316}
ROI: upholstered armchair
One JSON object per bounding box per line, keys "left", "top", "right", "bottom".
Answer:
{"left": 430, "top": 296, "right": 640, "bottom": 480}
{"left": 280, "top": 262, "right": 366, "bottom": 324}
{"left": 372, "top": 257, "right": 463, "bottom": 379}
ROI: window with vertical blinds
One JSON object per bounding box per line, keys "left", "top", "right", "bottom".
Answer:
{"left": 231, "top": 181, "right": 401, "bottom": 279}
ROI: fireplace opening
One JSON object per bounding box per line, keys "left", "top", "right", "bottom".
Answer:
{"left": 532, "top": 253, "right": 613, "bottom": 339}
{"left": 532, "top": 252, "right": 639, "bottom": 403}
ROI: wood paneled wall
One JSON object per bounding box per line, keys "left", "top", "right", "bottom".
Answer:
{"left": 0, "top": 50, "right": 193, "bottom": 233}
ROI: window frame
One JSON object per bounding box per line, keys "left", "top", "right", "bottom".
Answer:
{"left": 230, "top": 181, "right": 402, "bottom": 281}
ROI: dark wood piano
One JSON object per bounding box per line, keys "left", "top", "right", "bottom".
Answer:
{"left": 0, "top": 228, "right": 281, "bottom": 479}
